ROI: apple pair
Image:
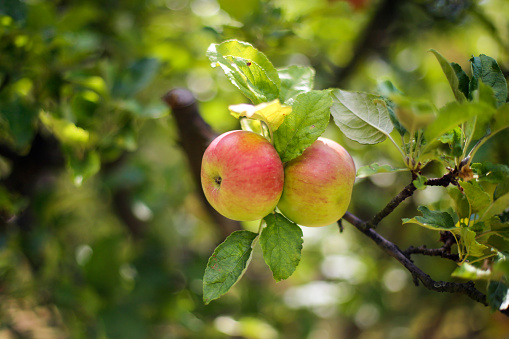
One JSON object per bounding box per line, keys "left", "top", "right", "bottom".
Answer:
{"left": 200, "top": 130, "right": 356, "bottom": 227}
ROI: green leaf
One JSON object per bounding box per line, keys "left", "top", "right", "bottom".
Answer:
{"left": 491, "top": 103, "right": 509, "bottom": 136}
{"left": 451, "top": 62, "right": 470, "bottom": 100}
{"left": 487, "top": 281, "right": 509, "bottom": 312}
{"left": 459, "top": 181, "right": 492, "bottom": 214}
{"left": 490, "top": 218, "right": 509, "bottom": 240}
{"left": 451, "top": 263, "right": 492, "bottom": 280}
{"left": 448, "top": 186, "right": 471, "bottom": 220}
{"left": 471, "top": 163, "right": 509, "bottom": 199}
{"left": 476, "top": 217, "right": 509, "bottom": 251}
{"left": 423, "top": 101, "right": 481, "bottom": 151}
{"left": 461, "top": 227, "right": 489, "bottom": 258}
{"left": 0, "top": 96, "right": 38, "bottom": 150}
{"left": 274, "top": 90, "right": 332, "bottom": 162}
{"left": 402, "top": 206, "right": 457, "bottom": 231}
{"left": 470, "top": 221, "right": 489, "bottom": 233}
{"left": 495, "top": 182, "right": 509, "bottom": 201}
{"left": 112, "top": 58, "right": 160, "bottom": 99}
{"left": 260, "top": 213, "right": 303, "bottom": 281}
{"left": 0, "top": 0, "right": 27, "bottom": 22}
{"left": 413, "top": 174, "right": 427, "bottom": 190}
{"left": 207, "top": 40, "right": 280, "bottom": 104}
{"left": 376, "top": 81, "right": 407, "bottom": 136}
{"left": 393, "top": 97, "right": 436, "bottom": 133}
{"left": 330, "top": 89, "right": 393, "bottom": 144}
{"left": 493, "top": 252, "right": 509, "bottom": 279}
{"left": 438, "top": 127, "right": 462, "bottom": 157}
{"left": 356, "top": 163, "right": 408, "bottom": 178}
{"left": 484, "top": 192, "right": 509, "bottom": 220}
{"left": 464, "top": 83, "right": 497, "bottom": 142}
{"left": 229, "top": 100, "right": 292, "bottom": 132}
{"left": 471, "top": 81, "right": 498, "bottom": 108}
{"left": 203, "top": 230, "right": 258, "bottom": 305}
{"left": 387, "top": 105, "right": 407, "bottom": 137}
{"left": 470, "top": 54, "right": 508, "bottom": 107}
{"left": 377, "top": 80, "right": 403, "bottom": 97}
{"left": 430, "top": 49, "right": 467, "bottom": 103}
{"left": 218, "top": 0, "right": 260, "bottom": 21}
{"left": 66, "top": 149, "right": 101, "bottom": 187}
{"left": 278, "top": 65, "right": 315, "bottom": 105}
{"left": 472, "top": 162, "right": 509, "bottom": 184}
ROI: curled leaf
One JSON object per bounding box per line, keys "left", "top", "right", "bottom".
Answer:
{"left": 229, "top": 99, "right": 292, "bottom": 131}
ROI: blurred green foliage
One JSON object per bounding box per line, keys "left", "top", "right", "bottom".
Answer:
{"left": 1, "top": 0, "right": 509, "bottom": 338}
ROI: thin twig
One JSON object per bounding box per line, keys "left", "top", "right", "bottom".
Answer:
{"left": 366, "top": 181, "right": 417, "bottom": 228}
{"left": 404, "top": 231, "right": 459, "bottom": 262}
{"left": 404, "top": 245, "right": 460, "bottom": 262}
{"left": 366, "top": 169, "right": 458, "bottom": 228}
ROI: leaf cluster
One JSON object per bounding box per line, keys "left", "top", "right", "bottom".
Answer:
{"left": 202, "top": 40, "right": 509, "bottom": 312}
{"left": 0, "top": 7, "right": 166, "bottom": 186}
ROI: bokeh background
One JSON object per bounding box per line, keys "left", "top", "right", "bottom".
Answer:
{"left": 1, "top": 0, "right": 509, "bottom": 338}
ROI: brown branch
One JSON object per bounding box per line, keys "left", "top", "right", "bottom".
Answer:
{"left": 404, "top": 231, "right": 459, "bottom": 262}
{"left": 342, "top": 212, "right": 488, "bottom": 306}
{"left": 366, "top": 169, "right": 458, "bottom": 228}
{"left": 404, "top": 245, "right": 460, "bottom": 261}
{"left": 163, "top": 89, "right": 241, "bottom": 239}
{"left": 366, "top": 181, "right": 417, "bottom": 228}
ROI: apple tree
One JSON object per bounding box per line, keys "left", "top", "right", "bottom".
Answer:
{"left": 191, "top": 40, "right": 509, "bottom": 314}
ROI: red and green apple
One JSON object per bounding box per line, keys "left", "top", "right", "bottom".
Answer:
{"left": 277, "top": 137, "right": 356, "bottom": 227}
{"left": 201, "top": 130, "right": 284, "bottom": 221}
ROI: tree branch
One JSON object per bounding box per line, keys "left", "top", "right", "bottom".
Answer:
{"left": 165, "top": 87, "right": 504, "bottom": 314}
{"left": 342, "top": 212, "right": 488, "bottom": 306}
{"left": 366, "top": 169, "right": 458, "bottom": 228}
{"left": 163, "top": 89, "right": 241, "bottom": 239}
{"left": 403, "top": 245, "right": 460, "bottom": 261}
{"left": 326, "top": 0, "right": 405, "bottom": 87}
{"left": 366, "top": 181, "right": 416, "bottom": 228}
{"left": 404, "top": 231, "right": 460, "bottom": 262}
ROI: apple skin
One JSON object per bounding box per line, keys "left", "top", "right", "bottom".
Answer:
{"left": 277, "top": 137, "right": 356, "bottom": 227}
{"left": 201, "top": 130, "right": 284, "bottom": 221}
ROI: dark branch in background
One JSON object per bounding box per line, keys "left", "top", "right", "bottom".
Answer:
{"left": 326, "top": 0, "right": 404, "bottom": 87}
{"left": 163, "top": 89, "right": 241, "bottom": 239}
{"left": 0, "top": 74, "right": 11, "bottom": 93}
{"left": 101, "top": 154, "right": 148, "bottom": 238}
{"left": 0, "top": 136, "right": 150, "bottom": 240}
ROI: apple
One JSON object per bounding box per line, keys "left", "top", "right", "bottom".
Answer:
{"left": 277, "top": 137, "right": 356, "bottom": 227}
{"left": 201, "top": 130, "right": 284, "bottom": 221}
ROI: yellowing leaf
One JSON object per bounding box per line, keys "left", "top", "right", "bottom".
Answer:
{"left": 229, "top": 99, "right": 292, "bottom": 131}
